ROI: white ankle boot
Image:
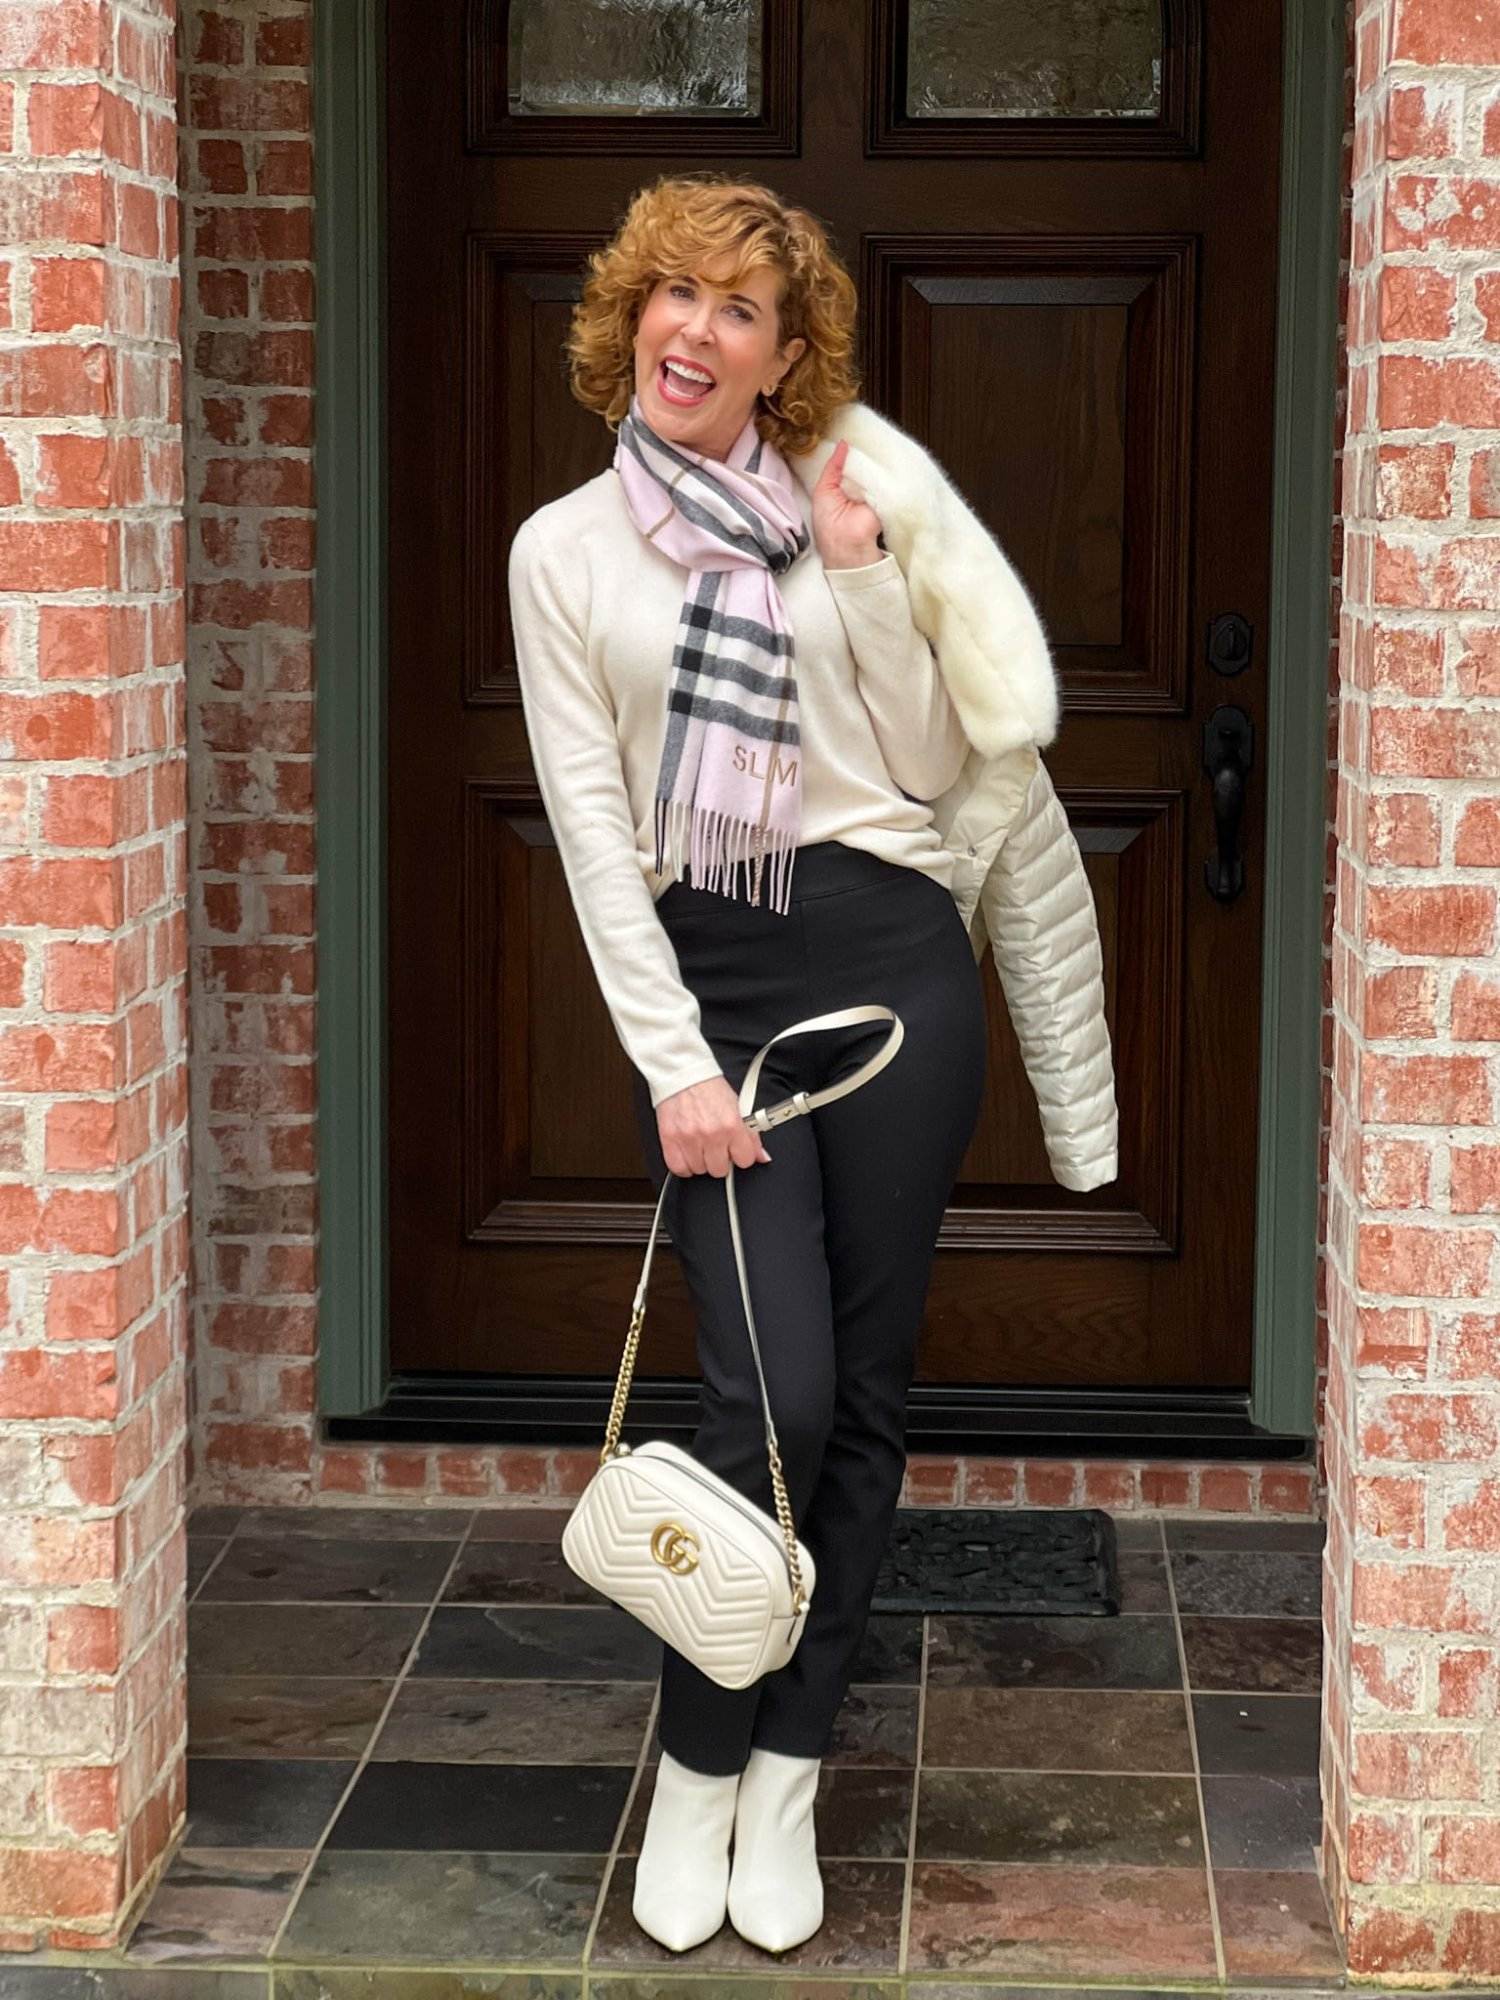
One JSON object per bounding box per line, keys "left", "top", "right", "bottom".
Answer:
{"left": 726, "top": 1746, "right": 824, "bottom": 1951}
{"left": 632, "top": 1749, "right": 740, "bottom": 1951}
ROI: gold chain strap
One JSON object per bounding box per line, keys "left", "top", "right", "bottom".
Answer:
{"left": 599, "top": 1220, "right": 808, "bottom": 1615}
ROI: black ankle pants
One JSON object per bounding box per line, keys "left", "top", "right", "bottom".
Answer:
{"left": 628, "top": 839, "right": 988, "bottom": 1775}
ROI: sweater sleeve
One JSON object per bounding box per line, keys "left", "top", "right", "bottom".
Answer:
{"left": 824, "top": 552, "right": 971, "bottom": 800}
{"left": 507, "top": 519, "right": 726, "bottom": 1110}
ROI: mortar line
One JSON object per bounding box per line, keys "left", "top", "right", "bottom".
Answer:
{"left": 1163, "top": 1521, "right": 1227, "bottom": 1986}
{"left": 898, "top": 1611, "right": 929, "bottom": 1978}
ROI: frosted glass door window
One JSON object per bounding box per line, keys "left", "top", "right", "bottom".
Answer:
{"left": 508, "top": 0, "right": 763, "bottom": 117}
{"left": 906, "top": 0, "right": 1162, "bottom": 120}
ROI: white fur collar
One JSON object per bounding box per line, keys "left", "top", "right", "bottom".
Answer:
{"left": 788, "top": 400, "right": 1059, "bottom": 756}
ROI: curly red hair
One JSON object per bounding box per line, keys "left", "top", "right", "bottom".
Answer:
{"left": 567, "top": 171, "right": 861, "bottom": 459}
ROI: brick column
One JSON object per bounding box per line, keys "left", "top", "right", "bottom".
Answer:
{"left": 1324, "top": 0, "right": 1500, "bottom": 1977}
{"left": 0, "top": 0, "right": 187, "bottom": 1950}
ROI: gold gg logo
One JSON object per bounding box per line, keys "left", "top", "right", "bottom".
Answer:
{"left": 650, "top": 1521, "right": 700, "bottom": 1574}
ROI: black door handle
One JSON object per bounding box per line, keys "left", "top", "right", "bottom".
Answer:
{"left": 1202, "top": 705, "right": 1254, "bottom": 903}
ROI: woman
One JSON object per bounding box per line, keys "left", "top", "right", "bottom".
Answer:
{"left": 507, "top": 171, "right": 1002, "bottom": 1957}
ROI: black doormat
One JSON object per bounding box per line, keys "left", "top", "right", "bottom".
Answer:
{"left": 870, "top": 1506, "right": 1120, "bottom": 1615}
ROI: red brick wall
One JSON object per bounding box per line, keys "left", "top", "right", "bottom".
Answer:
{"left": 0, "top": 0, "right": 188, "bottom": 1949}
{"left": 1322, "top": 0, "right": 1500, "bottom": 1976}
{"left": 177, "top": 0, "right": 317, "bottom": 1498}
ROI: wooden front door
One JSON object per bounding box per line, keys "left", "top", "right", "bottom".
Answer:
{"left": 383, "top": 0, "right": 1285, "bottom": 1431}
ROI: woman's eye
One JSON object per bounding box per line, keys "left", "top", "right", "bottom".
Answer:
{"left": 669, "top": 284, "right": 750, "bottom": 321}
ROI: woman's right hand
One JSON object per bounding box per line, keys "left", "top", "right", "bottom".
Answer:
{"left": 657, "top": 1074, "right": 773, "bottom": 1179}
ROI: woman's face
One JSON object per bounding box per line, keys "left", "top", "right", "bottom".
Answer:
{"left": 632, "top": 259, "right": 806, "bottom": 461}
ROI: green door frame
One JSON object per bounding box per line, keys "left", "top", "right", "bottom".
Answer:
{"left": 313, "top": 0, "right": 388, "bottom": 1415}
{"left": 1253, "top": 0, "right": 1346, "bottom": 1436}
{"left": 312, "top": 0, "right": 1345, "bottom": 1434}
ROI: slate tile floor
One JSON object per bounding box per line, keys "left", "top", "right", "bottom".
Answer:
{"left": 8, "top": 1506, "right": 1358, "bottom": 1998}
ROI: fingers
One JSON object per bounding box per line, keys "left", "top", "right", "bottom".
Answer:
{"left": 730, "top": 1122, "right": 771, "bottom": 1169}
{"left": 661, "top": 1129, "right": 711, "bottom": 1177}
{"left": 661, "top": 1124, "right": 772, "bottom": 1178}
{"left": 660, "top": 1129, "right": 705, "bottom": 1177}
{"left": 813, "top": 438, "right": 849, "bottom": 488}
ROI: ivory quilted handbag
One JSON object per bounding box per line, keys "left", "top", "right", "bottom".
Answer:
{"left": 561, "top": 1003, "right": 906, "bottom": 1691}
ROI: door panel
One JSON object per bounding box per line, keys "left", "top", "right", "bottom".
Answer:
{"left": 385, "top": 0, "right": 1282, "bottom": 1398}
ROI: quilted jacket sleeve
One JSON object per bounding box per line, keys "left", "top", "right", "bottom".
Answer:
{"left": 978, "top": 755, "right": 1119, "bottom": 1192}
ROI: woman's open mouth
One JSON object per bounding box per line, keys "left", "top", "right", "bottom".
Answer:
{"left": 658, "top": 358, "right": 716, "bottom": 406}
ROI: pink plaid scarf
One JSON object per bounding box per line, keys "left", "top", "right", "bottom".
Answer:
{"left": 613, "top": 393, "right": 810, "bottom": 913}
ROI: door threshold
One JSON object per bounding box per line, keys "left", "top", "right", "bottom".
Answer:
{"left": 326, "top": 1374, "right": 1311, "bottom": 1459}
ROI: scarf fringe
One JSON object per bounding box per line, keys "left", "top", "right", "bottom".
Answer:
{"left": 656, "top": 795, "right": 796, "bottom": 915}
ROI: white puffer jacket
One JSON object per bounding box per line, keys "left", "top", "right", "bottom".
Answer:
{"left": 788, "top": 403, "right": 1119, "bottom": 1194}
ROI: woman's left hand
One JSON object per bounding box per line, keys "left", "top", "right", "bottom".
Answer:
{"left": 811, "top": 439, "right": 885, "bottom": 571}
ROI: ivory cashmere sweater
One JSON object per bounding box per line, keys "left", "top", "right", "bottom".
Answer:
{"left": 507, "top": 464, "right": 972, "bottom": 1109}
